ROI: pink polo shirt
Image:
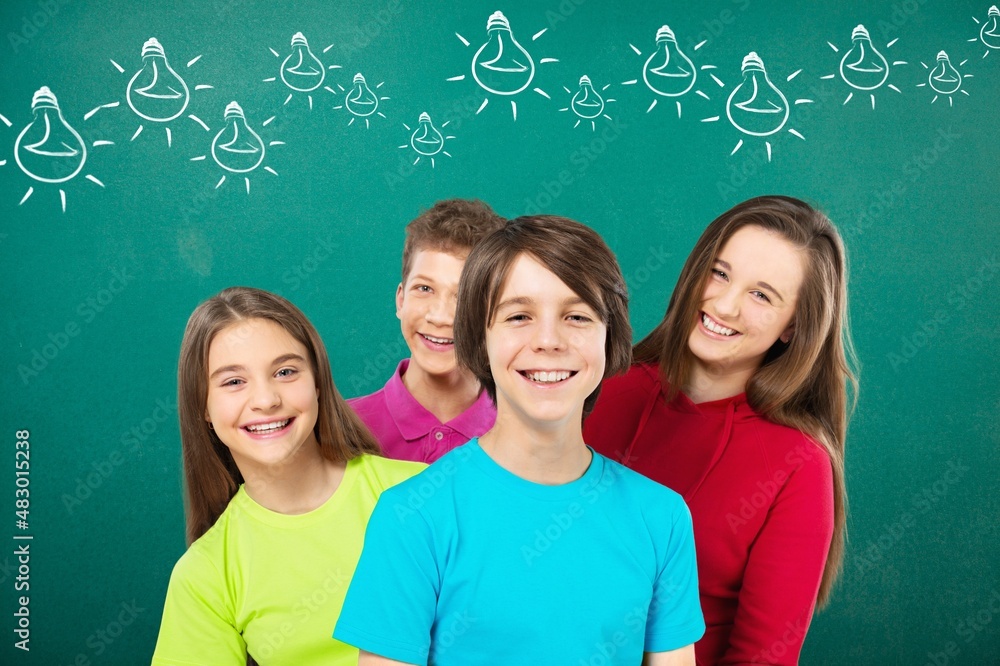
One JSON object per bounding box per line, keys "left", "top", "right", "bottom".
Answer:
{"left": 347, "top": 359, "right": 496, "bottom": 464}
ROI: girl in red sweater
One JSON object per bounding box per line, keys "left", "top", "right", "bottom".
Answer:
{"left": 585, "top": 196, "right": 856, "bottom": 665}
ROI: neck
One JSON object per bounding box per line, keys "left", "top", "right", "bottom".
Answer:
{"left": 479, "top": 411, "right": 591, "bottom": 485}
{"left": 685, "top": 361, "right": 751, "bottom": 404}
{"left": 237, "top": 443, "right": 345, "bottom": 515}
{"left": 403, "top": 361, "right": 482, "bottom": 422}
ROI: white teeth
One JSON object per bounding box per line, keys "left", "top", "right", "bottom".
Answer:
{"left": 703, "top": 314, "right": 737, "bottom": 336}
{"left": 245, "top": 419, "right": 290, "bottom": 433}
{"left": 527, "top": 370, "right": 571, "bottom": 383}
{"left": 422, "top": 334, "right": 453, "bottom": 344}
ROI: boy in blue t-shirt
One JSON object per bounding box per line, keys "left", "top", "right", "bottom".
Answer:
{"left": 335, "top": 215, "right": 704, "bottom": 665}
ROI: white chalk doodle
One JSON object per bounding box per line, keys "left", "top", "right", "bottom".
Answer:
{"left": 97, "top": 38, "right": 213, "bottom": 147}
{"left": 264, "top": 32, "right": 342, "bottom": 110}
{"left": 559, "top": 76, "right": 615, "bottom": 131}
{"left": 332, "top": 74, "right": 389, "bottom": 128}
{"left": 917, "top": 51, "right": 973, "bottom": 106}
{"left": 702, "top": 52, "right": 811, "bottom": 162}
{"left": 191, "top": 101, "right": 281, "bottom": 195}
{"left": 622, "top": 25, "right": 722, "bottom": 117}
{"left": 822, "top": 25, "right": 905, "bottom": 109}
{"left": 970, "top": 6, "right": 1000, "bottom": 57}
{"left": 399, "top": 112, "right": 455, "bottom": 168}
{"left": 448, "top": 10, "right": 557, "bottom": 120}
{"left": 12, "top": 86, "right": 110, "bottom": 212}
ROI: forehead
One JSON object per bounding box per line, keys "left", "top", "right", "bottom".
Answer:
{"left": 406, "top": 248, "right": 468, "bottom": 282}
{"left": 496, "top": 253, "right": 585, "bottom": 303}
{"left": 718, "top": 225, "right": 806, "bottom": 289}
{"left": 207, "top": 318, "right": 307, "bottom": 367}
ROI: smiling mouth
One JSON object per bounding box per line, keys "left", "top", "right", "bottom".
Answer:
{"left": 420, "top": 333, "right": 454, "bottom": 345}
{"left": 702, "top": 313, "right": 739, "bottom": 337}
{"left": 519, "top": 370, "right": 576, "bottom": 384}
{"left": 243, "top": 418, "right": 292, "bottom": 433}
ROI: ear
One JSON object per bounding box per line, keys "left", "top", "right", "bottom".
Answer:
{"left": 779, "top": 322, "right": 794, "bottom": 345}
{"left": 395, "top": 282, "right": 404, "bottom": 319}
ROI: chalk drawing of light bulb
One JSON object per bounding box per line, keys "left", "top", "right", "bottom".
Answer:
{"left": 972, "top": 5, "right": 1000, "bottom": 56}
{"left": 126, "top": 38, "right": 190, "bottom": 122}
{"left": 643, "top": 26, "right": 697, "bottom": 97}
{"left": 928, "top": 51, "right": 962, "bottom": 94}
{"left": 726, "top": 52, "right": 788, "bottom": 137}
{"left": 410, "top": 112, "right": 445, "bottom": 156}
{"left": 571, "top": 76, "right": 605, "bottom": 119}
{"left": 280, "top": 32, "right": 325, "bottom": 92}
{"left": 211, "top": 102, "right": 265, "bottom": 174}
{"left": 472, "top": 11, "right": 535, "bottom": 95}
{"left": 982, "top": 6, "right": 1000, "bottom": 48}
{"left": 345, "top": 73, "right": 379, "bottom": 116}
{"left": 14, "top": 86, "right": 86, "bottom": 183}
{"left": 839, "top": 25, "right": 889, "bottom": 90}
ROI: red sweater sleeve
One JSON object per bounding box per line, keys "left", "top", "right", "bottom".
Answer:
{"left": 721, "top": 430, "right": 835, "bottom": 665}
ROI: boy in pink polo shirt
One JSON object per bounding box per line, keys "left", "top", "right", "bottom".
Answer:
{"left": 348, "top": 199, "right": 505, "bottom": 463}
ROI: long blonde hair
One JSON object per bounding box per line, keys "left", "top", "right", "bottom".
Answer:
{"left": 177, "top": 287, "right": 381, "bottom": 545}
{"left": 634, "top": 196, "right": 858, "bottom": 607}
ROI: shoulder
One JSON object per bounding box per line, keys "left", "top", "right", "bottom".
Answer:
{"left": 353, "top": 454, "right": 426, "bottom": 490}
{"left": 346, "top": 386, "right": 387, "bottom": 415}
{"left": 741, "top": 410, "right": 833, "bottom": 478}
{"left": 598, "top": 453, "right": 690, "bottom": 523}
{"left": 599, "top": 363, "right": 661, "bottom": 404}
{"left": 168, "top": 508, "right": 234, "bottom": 588}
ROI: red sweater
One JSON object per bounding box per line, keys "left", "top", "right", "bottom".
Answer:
{"left": 584, "top": 364, "right": 834, "bottom": 665}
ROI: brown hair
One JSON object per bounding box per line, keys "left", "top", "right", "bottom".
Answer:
{"left": 401, "top": 199, "right": 506, "bottom": 281}
{"left": 454, "top": 215, "right": 632, "bottom": 417}
{"left": 177, "top": 287, "right": 381, "bottom": 545}
{"left": 634, "top": 195, "right": 858, "bottom": 607}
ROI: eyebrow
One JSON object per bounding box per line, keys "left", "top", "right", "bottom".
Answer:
{"left": 209, "top": 353, "right": 307, "bottom": 380}
{"left": 714, "top": 259, "right": 785, "bottom": 303}
{"left": 494, "top": 295, "right": 588, "bottom": 311}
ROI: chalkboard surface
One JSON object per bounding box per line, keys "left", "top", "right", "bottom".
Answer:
{"left": 1, "top": 0, "right": 998, "bottom": 663}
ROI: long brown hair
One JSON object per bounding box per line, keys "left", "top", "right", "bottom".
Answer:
{"left": 177, "top": 287, "right": 381, "bottom": 545}
{"left": 634, "top": 196, "right": 858, "bottom": 607}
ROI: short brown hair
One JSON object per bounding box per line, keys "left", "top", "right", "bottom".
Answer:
{"left": 454, "top": 215, "right": 631, "bottom": 417}
{"left": 401, "top": 199, "right": 505, "bottom": 281}
{"left": 177, "top": 287, "right": 381, "bottom": 545}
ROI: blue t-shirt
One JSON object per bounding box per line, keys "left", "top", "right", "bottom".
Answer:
{"left": 334, "top": 439, "right": 704, "bottom": 665}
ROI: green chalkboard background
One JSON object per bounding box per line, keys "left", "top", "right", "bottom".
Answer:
{"left": 2, "top": 0, "right": 998, "bottom": 663}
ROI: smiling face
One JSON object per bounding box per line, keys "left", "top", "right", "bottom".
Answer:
{"left": 688, "top": 224, "right": 806, "bottom": 389}
{"left": 486, "top": 253, "right": 607, "bottom": 432}
{"left": 205, "top": 318, "right": 320, "bottom": 477}
{"left": 396, "top": 249, "right": 468, "bottom": 381}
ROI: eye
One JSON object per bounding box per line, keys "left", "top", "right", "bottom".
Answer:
{"left": 567, "top": 314, "right": 594, "bottom": 324}
{"left": 505, "top": 313, "right": 530, "bottom": 323}
{"left": 751, "top": 290, "right": 772, "bottom": 303}
{"left": 276, "top": 367, "right": 299, "bottom": 378}
{"left": 711, "top": 268, "right": 729, "bottom": 281}
{"left": 413, "top": 284, "right": 433, "bottom": 294}
{"left": 220, "top": 377, "right": 244, "bottom": 387}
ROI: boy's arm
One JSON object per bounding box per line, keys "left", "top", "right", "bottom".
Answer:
{"left": 360, "top": 650, "right": 418, "bottom": 666}
{"left": 642, "top": 644, "right": 696, "bottom": 666}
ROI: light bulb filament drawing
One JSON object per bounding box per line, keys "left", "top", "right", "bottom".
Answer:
{"left": 399, "top": 112, "right": 455, "bottom": 168}
{"left": 917, "top": 51, "right": 971, "bottom": 106}
{"left": 280, "top": 32, "right": 326, "bottom": 92}
{"left": 194, "top": 101, "right": 280, "bottom": 195}
{"left": 970, "top": 6, "right": 1000, "bottom": 57}
{"left": 561, "top": 76, "right": 615, "bottom": 130}
{"left": 823, "top": 24, "right": 905, "bottom": 109}
{"left": 12, "top": 86, "right": 109, "bottom": 212}
{"left": 449, "top": 10, "right": 556, "bottom": 120}
{"left": 332, "top": 73, "right": 389, "bottom": 128}
{"left": 624, "top": 24, "right": 720, "bottom": 117}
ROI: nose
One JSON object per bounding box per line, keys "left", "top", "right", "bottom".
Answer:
{"left": 714, "top": 284, "right": 741, "bottom": 318}
{"left": 249, "top": 380, "right": 281, "bottom": 411}
{"left": 531, "top": 315, "right": 566, "bottom": 352}
{"left": 425, "top": 293, "right": 454, "bottom": 327}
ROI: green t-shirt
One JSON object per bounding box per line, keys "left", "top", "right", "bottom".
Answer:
{"left": 152, "top": 454, "right": 424, "bottom": 666}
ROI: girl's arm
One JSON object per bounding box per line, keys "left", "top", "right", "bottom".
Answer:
{"left": 643, "top": 644, "right": 696, "bottom": 666}
{"left": 359, "top": 650, "right": 418, "bottom": 666}
{"left": 722, "top": 440, "right": 835, "bottom": 664}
